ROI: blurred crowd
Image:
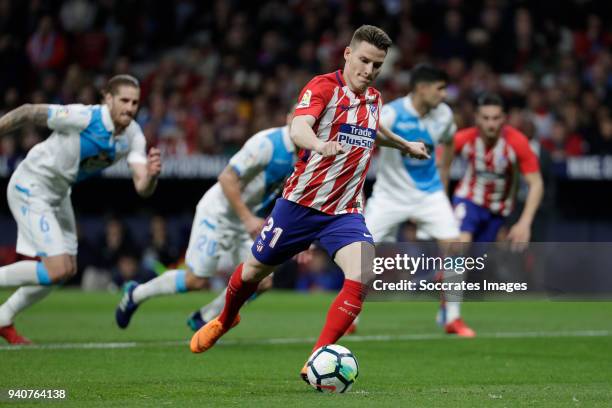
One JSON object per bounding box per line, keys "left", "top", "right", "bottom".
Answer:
{"left": 0, "top": 0, "right": 611, "bottom": 169}
{"left": 1, "top": 0, "right": 610, "bottom": 290}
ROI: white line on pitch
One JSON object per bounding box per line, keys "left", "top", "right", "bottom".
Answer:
{"left": 1, "top": 329, "right": 610, "bottom": 351}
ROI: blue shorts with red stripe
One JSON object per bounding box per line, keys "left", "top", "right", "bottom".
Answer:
{"left": 452, "top": 197, "right": 506, "bottom": 242}
{"left": 251, "top": 198, "right": 374, "bottom": 265}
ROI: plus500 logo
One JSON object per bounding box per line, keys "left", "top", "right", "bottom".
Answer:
{"left": 337, "top": 124, "right": 376, "bottom": 149}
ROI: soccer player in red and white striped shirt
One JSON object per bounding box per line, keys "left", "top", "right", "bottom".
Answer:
{"left": 190, "top": 25, "right": 429, "bottom": 382}
{"left": 442, "top": 93, "right": 544, "bottom": 246}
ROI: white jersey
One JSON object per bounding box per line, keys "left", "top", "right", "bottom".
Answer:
{"left": 15, "top": 104, "right": 147, "bottom": 204}
{"left": 198, "top": 126, "right": 296, "bottom": 226}
{"left": 373, "top": 95, "right": 456, "bottom": 201}
{"left": 186, "top": 126, "right": 296, "bottom": 277}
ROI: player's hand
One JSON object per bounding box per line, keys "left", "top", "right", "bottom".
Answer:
{"left": 294, "top": 243, "right": 317, "bottom": 265}
{"left": 506, "top": 221, "right": 530, "bottom": 252}
{"left": 244, "top": 216, "right": 266, "bottom": 239}
{"left": 402, "top": 141, "right": 430, "bottom": 160}
{"left": 147, "top": 147, "right": 162, "bottom": 177}
{"left": 315, "top": 141, "right": 345, "bottom": 157}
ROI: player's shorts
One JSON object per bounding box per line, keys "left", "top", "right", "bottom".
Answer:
{"left": 452, "top": 197, "right": 506, "bottom": 242}
{"left": 365, "top": 189, "right": 459, "bottom": 242}
{"left": 6, "top": 173, "right": 77, "bottom": 257}
{"left": 252, "top": 198, "right": 374, "bottom": 266}
{"left": 185, "top": 204, "right": 252, "bottom": 278}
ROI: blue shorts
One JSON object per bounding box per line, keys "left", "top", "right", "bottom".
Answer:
{"left": 252, "top": 198, "right": 374, "bottom": 265}
{"left": 452, "top": 197, "right": 506, "bottom": 242}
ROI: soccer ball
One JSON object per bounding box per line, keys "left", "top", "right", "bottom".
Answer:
{"left": 306, "top": 344, "right": 359, "bottom": 393}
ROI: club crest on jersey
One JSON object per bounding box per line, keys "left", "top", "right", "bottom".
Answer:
{"left": 256, "top": 241, "right": 264, "bottom": 253}
{"left": 297, "top": 90, "right": 312, "bottom": 109}
{"left": 337, "top": 124, "right": 376, "bottom": 149}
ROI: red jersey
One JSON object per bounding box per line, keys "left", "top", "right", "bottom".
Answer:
{"left": 283, "top": 70, "right": 382, "bottom": 214}
{"left": 453, "top": 125, "right": 539, "bottom": 216}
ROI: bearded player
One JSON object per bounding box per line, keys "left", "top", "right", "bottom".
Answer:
{"left": 0, "top": 75, "right": 161, "bottom": 344}
{"left": 443, "top": 93, "right": 543, "bottom": 246}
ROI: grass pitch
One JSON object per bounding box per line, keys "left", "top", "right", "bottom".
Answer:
{"left": 1, "top": 290, "right": 611, "bottom": 407}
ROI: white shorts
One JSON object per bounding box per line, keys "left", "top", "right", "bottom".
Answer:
{"left": 365, "top": 189, "right": 459, "bottom": 242}
{"left": 185, "top": 205, "right": 252, "bottom": 278}
{"left": 7, "top": 173, "right": 77, "bottom": 257}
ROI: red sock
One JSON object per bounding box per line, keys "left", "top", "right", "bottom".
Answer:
{"left": 312, "top": 279, "right": 367, "bottom": 351}
{"left": 218, "top": 264, "right": 259, "bottom": 329}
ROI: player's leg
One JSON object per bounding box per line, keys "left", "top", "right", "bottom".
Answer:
{"left": 0, "top": 192, "right": 77, "bottom": 344}
{"left": 309, "top": 213, "right": 374, "bottom": 351}
{"left": 115, "top": 211, "right": 220, "bottom": 329}
{"left": 298, "top": 219, "right": 374, "bottom": 382}
{"left": 1, "top": 184, "right": 74, "bottom": 287}
{"left": 188, "top": 236, "right": 273, "bottom": 331}
{"left": 310, "top": 241, "right": 372, "bottom": 351}
{"left": 190, "top": 199, "right": 315, "bottom": 353}
{"left": 418, "top": 191, "right": 475, "bottom": 336}
{"left": 189, "top": 253, "right": 275, "bottom": 353}
{"left": 0, "top": 286, "right": 52, "bottom": 344}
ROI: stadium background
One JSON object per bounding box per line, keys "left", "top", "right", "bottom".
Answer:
{"left": 1, "top": 0, "right": 611, "bottom": 290}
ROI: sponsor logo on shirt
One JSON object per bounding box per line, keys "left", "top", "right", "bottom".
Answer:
{"left": 337, "top": 124, "right": 376, "bottom": 149}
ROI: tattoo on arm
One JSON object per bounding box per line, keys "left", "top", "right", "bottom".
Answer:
{"left": 0, "top": 104, "right": 49, "bottom": 136}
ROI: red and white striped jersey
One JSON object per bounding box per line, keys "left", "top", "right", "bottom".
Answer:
{"left": 453, "top": 125, "right": 539, "bottom": 216}
{"left": 283, "top": 70, "right": 382, "bottom": 215}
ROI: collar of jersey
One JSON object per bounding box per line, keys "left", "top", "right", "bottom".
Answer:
{"left": 100, "top": 104, "right": 116, "bottom": 134}
{"left": 404, "top": 94, "right": 420, "bottom": 118}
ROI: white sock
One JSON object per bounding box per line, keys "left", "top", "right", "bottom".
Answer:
{"left": 0, "top": 285, "right": 53, "bottom": 326}
{"left": 200, "top": 288, "right": 227, "bottom": 322}
{"left": 0, "top": 261, "right": 49, "bottom": 287}
{"left": 442, "top": 268, "right": 463, "bottom": 323}
{"left": 445, "top": 301, "right": 461, "bottom": 323}
{"left": 132, "top": 269, "right": 187, "bottom": 304}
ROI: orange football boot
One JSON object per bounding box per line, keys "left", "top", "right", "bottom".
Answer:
{"left": 190, "top": 315, "right": 240, "bottom": 353}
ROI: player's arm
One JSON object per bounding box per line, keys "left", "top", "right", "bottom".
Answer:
{"left": 0, "top": 104, "right": 49, "bottom": 135}
{"left": 130, "top": 147, "right": 162, "bottom": 197}
{"left": 507, "top": 171, "right": 543, "bottom": 246}
{"left": 290, "top": 115, "right": 344, "bottom": 157}
{"left": 377, "top": 123, "right": 429, "bottom": 159}
{"left": 218, "top": 166, "right": 265, "bottom": 239}
{"left": 438, "top": 141, "right": 455, "bottom": 193}
{"left": 437, "top": 115, "right": 458, "bottom": 192}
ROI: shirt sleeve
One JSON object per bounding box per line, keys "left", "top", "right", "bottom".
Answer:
{"left": 294, "top": 76, "right": 334, "bottom": 120}
{"left": 46, "top": 104, "right": 91, "bottom": 132}
{"left": 453, "top": 129, "right": 471, "bottom": 154}
{"left": 511, "top": 133, "right": 540, "bottom": 174}
{"left": 380, "top": 104, "right": 397, "bottom": 129}
{"left": 228, "top": 132, "right": 273, "bottom": 181}
{"left": 439, "top": 111, "right": 458, "bottom": 145}
{"left": 127, "top": 124, "right": 148, "bottom": 165}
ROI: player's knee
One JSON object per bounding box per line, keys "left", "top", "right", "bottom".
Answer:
{"left": 243, "top": 257, "right": 274, "bottom": 283}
